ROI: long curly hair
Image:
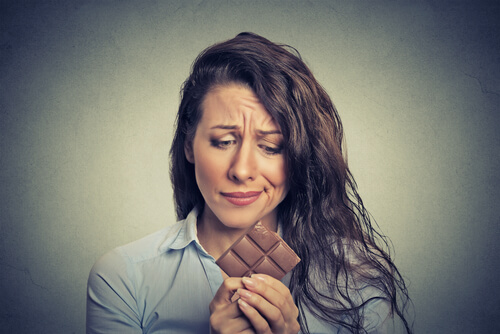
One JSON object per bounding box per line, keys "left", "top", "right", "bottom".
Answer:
{"left": 170, "top": 32, "right": 412, "bottom": 333}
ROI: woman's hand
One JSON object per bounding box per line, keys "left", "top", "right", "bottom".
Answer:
{"left": 209, "top": 277, "right": 256, "bottom": 334}
{"left": 236, "top": 274, "right": 300, "bottom": 334}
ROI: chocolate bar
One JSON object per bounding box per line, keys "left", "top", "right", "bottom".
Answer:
{"left": 216, "top": 222, "right": 300, "bottom": 280}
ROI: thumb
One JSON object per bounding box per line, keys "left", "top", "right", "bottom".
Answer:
{"left": 210, "top": 277, "right": 245, "bottom": 312}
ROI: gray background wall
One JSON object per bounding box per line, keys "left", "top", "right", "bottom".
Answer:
{"left": 1, "top": 1, "right": 499, "bottom": 333}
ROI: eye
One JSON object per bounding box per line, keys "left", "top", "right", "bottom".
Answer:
{"left": 211, "top": 139, "right": 236, "bottom": 150}
{"left": 259, "top": 145, "right": 283, "bottom": 156}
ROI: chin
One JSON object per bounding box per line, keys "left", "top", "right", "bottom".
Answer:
{"left": 210, "top": 205, "right": 267, "bottom": 228}
{"left": 202, "top": 200, "right": 276, "bottom": 230}
{"left": 217, "top": 212, "right": 261, "bottom": 229}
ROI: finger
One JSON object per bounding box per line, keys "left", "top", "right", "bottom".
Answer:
{"left": 238, "top": 288, "right": 300, "bottom": 334}
{"left": 210, "top": 277, "right": 245, "bottom": 313}
{"left": 252, "top": 274, "right": 295, "bottom": 305}
{"left": 238, "top": 288, "right": 285, "bottom": 330}
{"left": 241, "top": 276, "right": 297, "bottom": 323}
{"left": 238, "top": 298, "right": 272, "bottom": 334}
{"left": 252, "top": 274, "right": 299, "bottom": 320}
{"left": 231, "top": 315, "right": 255, "bottom": 334}
{"left": 211, "top": 315, "right": 254, "bottom": 334}
{"left": 210, "top": 302, "right": 251, "bottom": 333}
{"left": 225, "top": 298, "right": 246, "bottom": 318}
{"left": 240, "top": 329, "right": 257, "bottom": 334}
{"left": 210, "top": 298, "right": 243, "bottom": 323}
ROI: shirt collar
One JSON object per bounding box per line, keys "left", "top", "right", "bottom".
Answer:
{"left": 166, "top": 207, "right": 200, "bottom": 251}
{"left": 163, "top": 207, "right": 283, "bottom": 255}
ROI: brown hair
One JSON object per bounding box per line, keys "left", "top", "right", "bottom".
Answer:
{"left": 170, "top": 32, "right": 412, "bottom": 333}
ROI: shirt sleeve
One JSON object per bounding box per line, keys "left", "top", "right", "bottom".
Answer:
{"left": 86, "top": 248, "right": 142, "bottom": 334}
{"left": 333, "top": 296, "right": 407, "bottom": 334}
{"left": 360, "top": 297, "right": 407, "bottom": 334}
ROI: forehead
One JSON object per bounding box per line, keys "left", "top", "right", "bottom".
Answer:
{"left": 200, "top": 84, "right": 278, "bottom": 129}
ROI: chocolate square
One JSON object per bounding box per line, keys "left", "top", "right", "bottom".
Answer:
{"left": 216, "top": 222, "right": 300, "bottom": 280}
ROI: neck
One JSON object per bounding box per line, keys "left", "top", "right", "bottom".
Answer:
{"left": 196, "top": 206, "right": 278, "bottom": 260}
{"left": 196, "top": 209, "right": 249, "bottom": 260}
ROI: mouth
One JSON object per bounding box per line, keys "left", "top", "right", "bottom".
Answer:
{"left": 221, "top": 191, "right": 262, "bottom": 206}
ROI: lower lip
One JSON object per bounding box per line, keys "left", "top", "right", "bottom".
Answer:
{"left": 222, "top": 193, "right": 261, "bottom": 206}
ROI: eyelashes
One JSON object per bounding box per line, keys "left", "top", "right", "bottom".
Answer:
{"left": 210, "top": 139, "right": 236, "bottom": 149}
{"left": 210, "top": 139, "right": 283, "bottom": 156}
{"left": 259, "top": 145, "right": 283, "bottom": 155}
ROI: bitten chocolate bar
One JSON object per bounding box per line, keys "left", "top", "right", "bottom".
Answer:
{"left": 216, "top": 222, "right": 301, "bottom": 280}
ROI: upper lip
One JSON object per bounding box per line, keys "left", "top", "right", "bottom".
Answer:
{"left": 221, "top": 191, "right": 262, "bottom": 198}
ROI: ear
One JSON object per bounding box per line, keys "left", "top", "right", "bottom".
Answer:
{"left": 184, "top": 140, "right": 195, "bottom": 163}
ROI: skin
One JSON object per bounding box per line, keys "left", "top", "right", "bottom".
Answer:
{"left": 184, "top": 84, "right": 299, "bottom": 333}
{"left": 209, "top": 275, "right": 300, "bottom": 334}
{"left": 185, "top": 84, "right": 289, "bottom": 257}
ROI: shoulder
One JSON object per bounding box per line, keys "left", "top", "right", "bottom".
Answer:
{"left": 86, "top": 215, "right": 199, "bottom": 332}
{"left": 316, "top": 237, "right": 394, "bottom": 309}
{"left": 339, "top": 239, "right": 409, "bottom": 332}
{"left": 340, "top": 237, "right": 392, "bottom": 279}
{"left": 89, "top": 221, "right": 185, "bottom": 281}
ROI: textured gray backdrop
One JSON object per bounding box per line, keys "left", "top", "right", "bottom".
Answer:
{"left": 1, "top": 0, "right": 499, "bottom": 333}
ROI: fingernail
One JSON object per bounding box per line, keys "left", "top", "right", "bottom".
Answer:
{"left": 238, "top": 298, "right": 249, "bottom": 309}
{"left": 242, "top": 277, "right": 256, "bottom": 288}
{"left": 251, "top": 274, "right": 266, "bottom": 283}
{"left": 230, "top": 292, "right": 240, "bottom": 303}
{"left": 237, "top": 288, "right": 252, "bottom": 299}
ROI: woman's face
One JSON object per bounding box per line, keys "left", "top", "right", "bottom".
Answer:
{"left": 185, "top": 84, "right": 288, "bottom": 230}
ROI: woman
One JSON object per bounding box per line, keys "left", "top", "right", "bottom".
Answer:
{"left": 87, "top": 32, "right": 412, "bottom": 333}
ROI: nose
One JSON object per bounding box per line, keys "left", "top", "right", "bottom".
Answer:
{"left": 228, "top": 142, "right": 257, "bottom": 183}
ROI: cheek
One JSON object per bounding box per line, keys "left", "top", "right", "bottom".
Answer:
{"left": 194, "top": 150, "right": 225, "bottom": 187}
{"left": 266, "top": 160, "right": 288, "bottom": 190}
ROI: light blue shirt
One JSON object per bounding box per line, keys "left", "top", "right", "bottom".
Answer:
{"left": 86, "top": 209, "right": 405, "bottom": 333}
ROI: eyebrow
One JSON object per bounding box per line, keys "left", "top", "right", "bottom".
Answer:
{"left": 257, "top": 130, "right": 282, "bottom": 136}
{"left": 210, "top": 125, "right": 282, "bottom": 135}
{"left": 210, "top": 125, "right": 239, "bottom": 130}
